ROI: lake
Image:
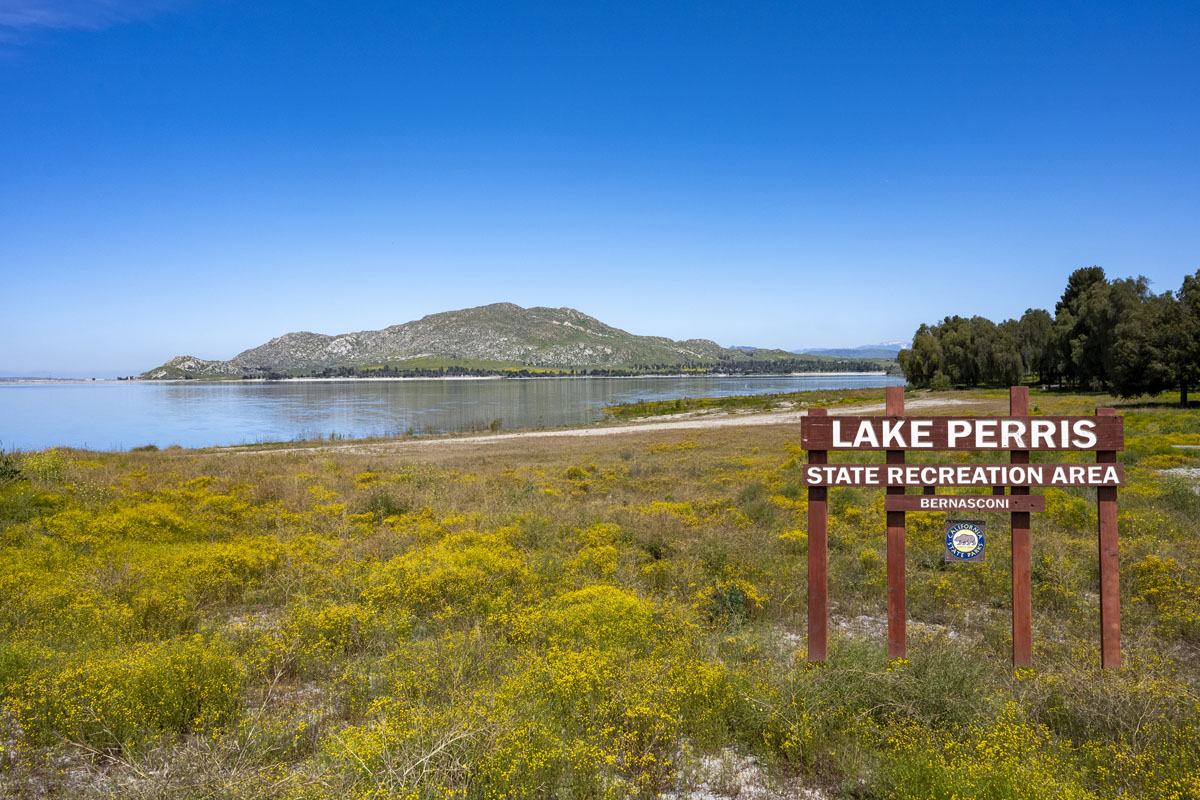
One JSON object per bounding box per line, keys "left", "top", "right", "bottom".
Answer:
{"left": 0, "top": 374, "right": 905, "bottom": 452}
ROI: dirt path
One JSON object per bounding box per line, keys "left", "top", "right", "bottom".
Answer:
{"left": 214, "top": 397, "right": 985, "bottom": 457}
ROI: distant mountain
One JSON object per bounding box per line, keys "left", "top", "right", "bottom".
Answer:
{"left": 793, "top": 342, "right": 906, "bottom": 359}
{"left": 140, "top": 303, "right": 823, "bottom": 380}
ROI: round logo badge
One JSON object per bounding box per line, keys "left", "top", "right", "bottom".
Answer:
{"left": 945, "top": 521, "right": 985, "bottom": 560}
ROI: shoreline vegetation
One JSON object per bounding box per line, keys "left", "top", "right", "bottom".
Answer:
{"left": 128, "top": 370, "right": 893, "bottom": 385}
{"left": 1, "top": 386, "right": 1198, "bottom": 799}
{"left": 132, "top": 362, "right": 901, "bottom": 382}
{"left": 600, "top": 387, "right": 890, "bottom": 420}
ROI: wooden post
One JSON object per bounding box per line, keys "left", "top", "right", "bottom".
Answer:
{"left": 1097, "top": 407, "right": 1121, "bottom": 668}
{"left": 885, "top": 387, "right": 906, "bottom": 659}
{"left": 807, "top": 408, "right": 828, "bottom": 662}
{"left": 1010, "top": 387, "right": 1033, "bottom": 667}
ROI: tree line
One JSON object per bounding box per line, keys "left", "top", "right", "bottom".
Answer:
{"left": 898, "top": 267, "right": 1200, "bottom": 405}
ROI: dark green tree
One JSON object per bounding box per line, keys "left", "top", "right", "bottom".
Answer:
{"left": 1017, "top": 308, "right": 1054, "bottom": 382}
{"left": 1112, "top": 291, "right": 1175, "bottom": 399}
{"left": 898, "top": 323, "right": 944, "bottom": 387}
{"left": 1173, "top": 270, "right": 1200, "bottom": 405}
{"left": 1053, "top": 270, "right": 1149, "bottom": 390}
{"left": 1052, "top": 266, "right": 1108, "bottom": 388}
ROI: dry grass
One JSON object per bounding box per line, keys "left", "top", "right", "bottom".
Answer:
{"left": 1, "top": 388, "right": 1198, "bottom": 798}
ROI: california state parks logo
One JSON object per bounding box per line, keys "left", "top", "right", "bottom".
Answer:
{"left": 944, "top": 520, "right": 986, "bottom": 562}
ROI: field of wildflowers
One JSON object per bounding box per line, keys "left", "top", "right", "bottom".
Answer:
{"left": 1, "top": 388, "right": 1198, "bottom": 798}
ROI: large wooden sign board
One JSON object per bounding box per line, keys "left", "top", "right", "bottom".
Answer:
{"left": 802, "top": 386, "right": 1123, "bottom": 669}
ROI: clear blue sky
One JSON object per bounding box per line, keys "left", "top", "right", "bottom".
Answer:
{"left": 2, "top": 1, "right": 1198, "bottom": 377}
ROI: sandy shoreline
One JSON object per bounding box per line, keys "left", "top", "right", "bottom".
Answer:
{"left": 214, "top": 396, "right": 981, "bottom": 456}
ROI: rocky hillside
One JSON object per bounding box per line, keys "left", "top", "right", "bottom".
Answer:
{"left": 140, "top": 303, "right": 790, "bottom": 379}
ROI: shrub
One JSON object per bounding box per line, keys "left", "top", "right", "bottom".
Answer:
{"left": 362, "top": 531, "right": 528, "bottom": 617}
{"left": 778, "top": 529, "right": 808, "bottom": 554}
{"left": 1135, "top": 555, "right": 1200, "bottom": 642}
{"left": 491, "top": 644, "right": 725, "bottom": 797}
{"left": 324, "top": 703, "right": 488, "bottom": 796}
{"left": 858, "top": 548, "right": 883, "bottom": 573}
{"left": 702, "top": 579, "right": 765, "bottom": 623}
{"left": 929, "top": 371, "right": 953, "bottom": 391}
{"left": 0, "top": 451, "right": 22, "bottom": 485}
{"left": 250, "top": 601, "right": 412, "bottom": 679}
{"left": 21, "top": 450, "right": 65, "bottom": 484}
{"left": 1158, "top": 476, "right": 1200, "bottom": 515}
{"left": 364, "top": 488, "right": 409, "bottom": 520}
{"left": 871, "top": 706, "right": 1095, "bottom": 800}
{"left": 537, "top": 586, "right": 655, "bottom": 651}
{"left": 10, "top": 634, "right": 244, "bottom": 749}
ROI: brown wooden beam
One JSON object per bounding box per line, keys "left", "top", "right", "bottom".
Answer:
{"left": 1011, "top": 387, "right": 1033, "bottom": 668}
{"left": 1097, "top": 407, "right": 1121, "bottom": 668}
{"left": 885, "top": 386, "right": 906, "bottom": 659}
{"left": 807, "top": 408, "right": 828, "bottom": 662}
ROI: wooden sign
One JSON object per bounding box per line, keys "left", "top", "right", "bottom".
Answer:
{"left": 802, "top": 463, "right": 1124, "bottom": 487}
{"left": 802, "top": 387, "right": 1123, "bottom": 670}
{"left": 886, "top": 495, "right": 1045, "bottom": 512}
{"left": 801, "top": 415, "right": 1124, "bottom": 451}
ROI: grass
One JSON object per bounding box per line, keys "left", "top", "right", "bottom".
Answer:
{"left": 601, "top": 387, "right": 895, "bottom": 419}
{"left": 0, "top": 389, "right": 1198, "bottom": 798}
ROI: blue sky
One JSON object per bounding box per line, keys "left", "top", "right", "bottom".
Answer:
{"left": 2, "top": 0, "right": 1198, "bottom": 377}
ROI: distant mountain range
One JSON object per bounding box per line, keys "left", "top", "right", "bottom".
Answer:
{"left": 793, "top": 343, "right": 907, "bottom": 359}
{"left": 140, "top": 303, "right": 896, "bottom": 380}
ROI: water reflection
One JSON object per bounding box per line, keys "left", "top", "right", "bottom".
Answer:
{"left": 1, "top": 374, "right": 904, "bottom": 451}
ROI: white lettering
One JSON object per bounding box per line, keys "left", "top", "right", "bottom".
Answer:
{"left": 975, "top": 420, "right": 998, "bottom": 448}
{"left": 881, "top": 420, "right": 907, "bottom": 448}
{"left": 1031, "top": 420, "right": 1055, "bottom": 448}
{"left": 1001, "top": 420, "right": 1026, "bottom": 449}
{"left": 948, "top": 420, "right": 972, "bottom": 447}
{"left": 910, "top": 420, "right": 932, "bottom": 447}
{"left": 1073, "top": 419, "right": 1098, "bottom": 449}
{"left": 853, "top": 422, "right": 880, "bottom": 448}
{"left": 832, "top": 420, "right": 852, "bottom": 448}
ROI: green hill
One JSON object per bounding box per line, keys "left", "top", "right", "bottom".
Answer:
{"left": 139, "top": 303, "right": 887, "bottom": 379}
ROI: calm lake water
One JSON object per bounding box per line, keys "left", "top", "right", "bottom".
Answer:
{"left": 0, "top": 374, "right": 905, "bottom": 452}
